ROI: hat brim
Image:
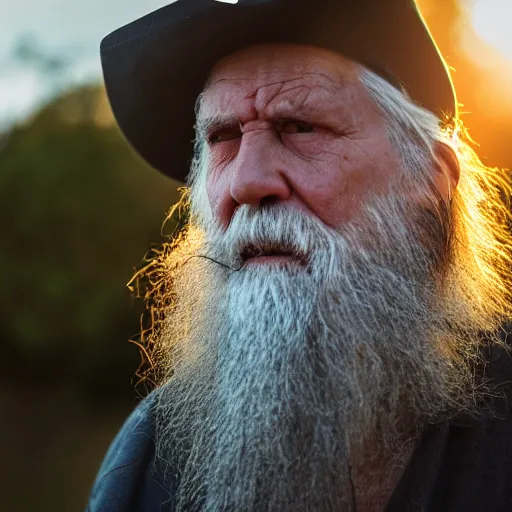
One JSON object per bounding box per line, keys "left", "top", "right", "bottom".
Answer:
{"left": 101, "top": 0, "right": 456, "bottom": 182}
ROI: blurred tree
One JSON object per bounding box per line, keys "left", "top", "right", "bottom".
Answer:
{"left": 0, "top": 85, "right": 181, "bottom": 401}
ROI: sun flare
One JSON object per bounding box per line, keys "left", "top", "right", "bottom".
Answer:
{"left": 471, "top": 0, "right": 512, "bottom": 60}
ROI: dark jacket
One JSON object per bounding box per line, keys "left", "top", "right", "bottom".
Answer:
{"left": 87, "top": 340, "right": 512, "bottom": 512}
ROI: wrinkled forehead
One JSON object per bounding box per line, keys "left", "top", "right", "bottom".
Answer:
{"left": 198, "top": 44, "right": 362, "bottom": 119}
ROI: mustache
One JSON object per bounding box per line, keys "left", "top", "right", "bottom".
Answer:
{"left": 178, "top": 204, "right": 344, "bottom": 276}
{"left": 185, "top": 195, "right": 444, "bottom": 275}
{"left": 204, "top": 204, "right": 333, "bottom": 266}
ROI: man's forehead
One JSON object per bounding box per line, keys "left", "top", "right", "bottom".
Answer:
{"left": 198, "top": 44, "right": 361, "bottom": 118}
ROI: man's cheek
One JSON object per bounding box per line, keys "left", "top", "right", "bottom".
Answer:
{"left": 206, "top": 172, "right": 233, "bottom": 226}
{"left": 308, "top": 170, "right": 378, "bottom": 228}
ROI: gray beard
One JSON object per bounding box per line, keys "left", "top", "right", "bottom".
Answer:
{"left": 153, "top": 193, "right": 483, "bottom": 512}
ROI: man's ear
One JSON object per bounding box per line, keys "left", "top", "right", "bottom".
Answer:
{"left": 433, "top": 141, "right": 460, "bottom": 203}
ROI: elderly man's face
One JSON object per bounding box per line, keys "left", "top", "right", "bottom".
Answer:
{"left": 198, "top": 44, "right": 402, "bottom": 232}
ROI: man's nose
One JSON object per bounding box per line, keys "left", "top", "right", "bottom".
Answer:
{"left": 229, "top": 132, "right": 292, "bottom": 208}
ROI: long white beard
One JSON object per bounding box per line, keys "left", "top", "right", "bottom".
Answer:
{"left": 154, "top": 193, "right": 482, "bottom": 512}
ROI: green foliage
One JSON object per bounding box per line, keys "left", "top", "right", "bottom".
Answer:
{"left": 0, "top": 84, "right": 181, "bottom": 393}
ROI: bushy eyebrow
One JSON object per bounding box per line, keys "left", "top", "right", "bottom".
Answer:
{"left": 195, "top": 93, "right": 327, "bottom": 137}
{"left": 195, "top": 75, "right": 355, "bottom": 140}
{"left": 195, "top": 114, "right": 240, "bottom": 139}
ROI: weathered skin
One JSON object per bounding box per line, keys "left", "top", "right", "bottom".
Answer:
{"left": 198, "top": 44, "right": 457, "bottom": 233}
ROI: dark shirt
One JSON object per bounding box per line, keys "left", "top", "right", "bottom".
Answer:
{"left": 87, "top": 342, "right": 512, "bottom": 512}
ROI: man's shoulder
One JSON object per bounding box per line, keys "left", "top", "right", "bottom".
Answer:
{"left": 87, "top": 389, "right": 167, "bottom": 512}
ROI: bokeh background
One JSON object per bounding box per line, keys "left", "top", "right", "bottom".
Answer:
{"left": 1, "top": 0, "right": 511, "bottom": 510}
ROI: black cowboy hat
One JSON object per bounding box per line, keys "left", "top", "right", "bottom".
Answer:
{"left": 101, "top": 0, "right": 456, "bottom": 183}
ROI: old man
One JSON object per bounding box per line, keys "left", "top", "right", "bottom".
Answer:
{"left": 88, "top": 1, "right": 512, "bottom": 511}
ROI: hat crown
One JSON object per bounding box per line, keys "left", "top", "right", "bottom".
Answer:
{"left": 101, "top": 0, "right": 456, "bottom": 181}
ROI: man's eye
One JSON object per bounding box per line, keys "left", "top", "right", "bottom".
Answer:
{"left": 208, "top": 127, "right": 242, "bottom": 144}
{"left": 279, "top": 121, "right": 315, "bottom": 134}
